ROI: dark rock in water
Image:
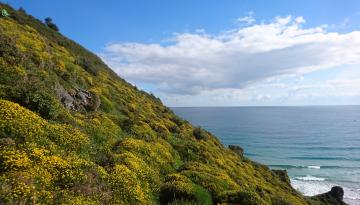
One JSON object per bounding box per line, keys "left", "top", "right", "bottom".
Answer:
{"left": 272, "top": 169, "right": 291, "bottom": 185}
{"left": 328, "top": 186, "right": 344, "bottom": 201}
{"left": 55, "top": 84, "right": 100, "bottom": 112}
{"left": 310, "top": 186, "right": 346, "bottom": 205}
{"left": 229, "top": 145, "right": 244, "bottom": 157}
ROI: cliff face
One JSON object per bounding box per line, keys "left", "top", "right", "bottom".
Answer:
{"left": 0, "top": 3, "right": 344, "bottom": 205}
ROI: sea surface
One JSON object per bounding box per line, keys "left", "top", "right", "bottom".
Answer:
{"left": 173, "top": 106, "right": 360, "bottom": 205}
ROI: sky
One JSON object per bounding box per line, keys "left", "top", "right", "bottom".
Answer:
{"left": 5, "top": 0, "right": 360, "bottom": 106}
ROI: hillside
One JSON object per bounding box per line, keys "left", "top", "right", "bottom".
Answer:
{"left": 0, "top": 3, "right": 345, "bottom": 205}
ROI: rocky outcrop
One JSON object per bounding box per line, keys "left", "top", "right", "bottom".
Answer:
{"left": 55, "top": 84, "right": 100, "bottom": 111}
{"left": 329, "top": 186, "right": 345, "bottom": 201}
{"left": 310, "top": 186, "right": 346, "bottom": 205}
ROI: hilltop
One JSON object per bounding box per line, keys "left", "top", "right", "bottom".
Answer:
{"left": 0, "top": 3, "right": 345, "bottom": 205}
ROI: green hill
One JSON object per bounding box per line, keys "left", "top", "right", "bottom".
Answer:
{"left": 0, "top": 3, "right": 345, "bottom": 205}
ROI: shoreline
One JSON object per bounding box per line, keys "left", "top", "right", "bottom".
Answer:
{"left": 290, "top": 177, "right": 360, "bottom": 205}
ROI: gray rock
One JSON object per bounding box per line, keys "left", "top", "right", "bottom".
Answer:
{"left": 55, "top": 84, "right": 100, "bottom": 112}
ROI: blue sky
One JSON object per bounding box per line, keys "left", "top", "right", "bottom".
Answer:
{"left": 6, "top": 0, "right": 360, "bottom": 106}
{"left": 6, "top": 0, "right": 360, "bottom": 52}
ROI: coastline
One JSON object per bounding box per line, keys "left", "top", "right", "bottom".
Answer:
{"left": 290, "top": 177, "right": 360, "bottom": 205}
{"left": 268, "top": 165, "right": 360, "bottom": 204}
{"left": 173, "top": 106, "right": 360, "bottom": 205}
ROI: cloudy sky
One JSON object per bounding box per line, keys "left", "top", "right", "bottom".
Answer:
{"left": 9, "top": 0, "right": 360, "bottom": 106}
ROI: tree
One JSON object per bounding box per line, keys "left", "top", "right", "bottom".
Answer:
{"left": 44, "top": 17, "right": 59, "bottom": 31}
{"left": 18, "top": 7, "right": 26, "bottom": 13}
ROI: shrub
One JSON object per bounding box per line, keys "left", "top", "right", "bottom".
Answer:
{"left": 76, "top": 57, "right": 98, "bottom": 76}
{"left": 0, "top": 33, "right": 23, "bottom": 65}
{"left": 171, "top": 142, "right": 203, "bottom": 162}
{"left": 272, "top": 169, "right": 291, "bottom": 185}
{"left": 113, "top": 138, "right": 180, "bottom": 173}
{"left": 113, "top": 151, "right": 160, "bottom": 191}
{"left": 150, "top": 121, "right": 170, "bottom": 136}
{"left": 228, "top": 145, "right": 244, "bottom": 158}
{"left": 0, "top": 176, "right": 33, "bottom": 204}
{"left": 272, "top": 197, "right": 293, "bottom": 205}
{"left": 0, "top": 146, "right": 32, "bottom": 171}
{"left": 180, "top": 162, "right": 241, "bottom": 197}
{"left": 171, "top": 115, "right": 184, "bottom": 126}
{"left": 18, "top": 7, "right": 26, "bottom": 13}
{"left": 159, "top": 173, "right": 212, "bottom": 205}
{"left": 216, "top": 190, "right": 267, "bottom": 205}
{"left": 47, "top": 124, "right": 90, "bottom": 151}
{"left": 0, "top": 99, "right": 48, "bottom": 143}
{"left": 193, "top": 127, "right": 206, "bottom": 140}
{"left": 168, "top": 124, "right": 180, "bottom": 134}
{"left": 44, "top": 17, "right": 59, "bottom": 31}
{"left": 109, "top": 164, "right": 151, "bottom": 204}
{"left": 9, "top": 81, "right": 64, "bottom": 120}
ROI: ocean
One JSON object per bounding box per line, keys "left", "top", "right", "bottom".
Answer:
{"left": 172, "top": 106, "right": 360, "bottom": 205}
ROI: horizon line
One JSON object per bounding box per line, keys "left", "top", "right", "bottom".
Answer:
{"left": 170, "top": 104, "right": 360, "bottom": 108}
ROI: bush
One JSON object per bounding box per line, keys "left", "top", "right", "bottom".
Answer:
{"left": 76, "top": 57, "right": 98, "bottom": 76}
{"left": 44, "top": 17, "right": 59, "bottom": 31}
{"left": 272, "top": 197, "right": 293, "bottom": 205}
{"left": 9, "top": 81, "right": 64, "bottom": 120}
{"left": 113, "top": 138, "right": 179, "bottom": 173}
{"left": 47, "top": 124, "right": 90, "bottom": 151}
{"left": 18, "top": 7, "right": 26, "bottom": 13}
{"left": 228, "top": 145, "right": 244, "bottom": 158}
{"left": 0, "top": 33, "right": 23, "bottom": 65}
{"left": 168, "top": 124, "right": 180, "bottom": 134}
{"left": 109, "top": 164, "right": 151, "bottom": 204}
{"left": 272, "top": 169, "right": 291, "bottom": 185}
{"left": 0, "top": 99, "right": 48, "bottom": 143}
{"left": 193, "top": 127, "right": 206, "bottom": 140}
{"left": 216, "top": 190, "right": 267, "bottom": 205}
{"left": 171, "top": 115, "right": 184, "bottom": 126}
{"left": 181, "top": 163, "right": 240, "bottom": 197}
{"left": 159, "top": 173, "right": 212, "bottom": 205}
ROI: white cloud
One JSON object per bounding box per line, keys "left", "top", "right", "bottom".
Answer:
{"left": 236, "top": 16, "right": 255, "bottom": 25}
{"left": 235, "top": 11, "right": 255, "bottom": 25}
{"left": 295, "top": 16, "right": 306, "bottom": 24}
{"left": 100, "top": 15, "right": 360, "bottom": 105}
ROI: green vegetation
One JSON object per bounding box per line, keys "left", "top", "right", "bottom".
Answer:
{"left": 0, "top": 3, "right": 345, "bottom": 204}
{"left": 44, "top": 17, "right": 59, "bottom": 32}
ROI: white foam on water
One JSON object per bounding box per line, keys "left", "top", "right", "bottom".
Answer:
{"left": 291, "top": 178, "right": 330, "bottom": 196}
{"left": 294, "top": 175, "right": 325, "bottom": 181}
{"left": 307, "top": 165, "right": 321, "bottom": 169}
{"left": 291, "top": 178, "right": 360, "bottom": 205}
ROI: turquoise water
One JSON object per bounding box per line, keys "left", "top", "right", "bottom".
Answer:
{"left": 173, "top": 106, "right": 360, "bottom": 204}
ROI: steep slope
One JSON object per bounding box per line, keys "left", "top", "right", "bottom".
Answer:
{"left": 0, "top": 3, "right": 344, "bottom": 205}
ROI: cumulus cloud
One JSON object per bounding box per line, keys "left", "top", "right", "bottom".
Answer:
{"left": 100, "top": 15, "right": 360, "bottom": 97}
